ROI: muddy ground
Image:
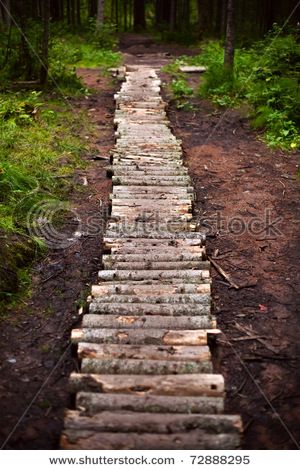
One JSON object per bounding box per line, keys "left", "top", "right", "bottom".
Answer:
{"left": 0, "top": 35, "right": 299, "bottom": 449}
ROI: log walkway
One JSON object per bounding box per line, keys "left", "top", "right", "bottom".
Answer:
{"left": 61, "top": 65, "right": 242, "bottom": 450}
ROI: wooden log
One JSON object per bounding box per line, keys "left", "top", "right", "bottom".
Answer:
{"left": 76, "top": 392, "right": 224, "bottom": 414}
{"left": 64, "top": 410, "right": 241, "bottom": 436}
{"left": 110, "top": 198, "right": 192, "bottom": 207}
{"left": 102, "top": 261, "right": 206, "bottom": 271}
{"left": 104, "top": 238, "right": 204, "bottom": 249}
{"left": 91, "top": 282, "right": 210, "bottom": 296}
{"left": 110, "top": 168, "right": 189, "bottom": 177}
{"left": 179, "top": 65, "right": 207, "bottom": 73}
{"left": 112, "top": 177, "right": 190, "bottom": 186}
{"left": 89, "top": 301, "right": 210, "bottom": 316}
{"left": 110, "top": 206, "right": 192, "bottom": 216}
{"left": 69, "top": 372, "right": 224, "bottom": 396}
{"left": 113, "top": 157, "right": 183, "bottom": 165}
{"left": 72, "top": 328, "right": 217, "bottom": 345}
{"left": 61, "top": 429, "right": 239, "bottom": 450}
{"left": 104, "top": 231, "right": 205, "bottom": 240}
{"left": 81, "top": 357, "right": 212, "bottom": 374}
{"left": 110, "top": 212, "right": 193, "bottom": 222}
{"left": 109, "top": 245, "right": 205, "bottom": 255}
{"left": 101, "top": 252, "right": 204, "bottom": 264}
{"left": 106, "top": 222, "right": 197, "bottom": 234}
{"left": 77, "top": 343, "right": 211, "bottom": 362}
{"left": 97, "top": 270, "right": 210, "bottom": 282}
{"left": 112, "top": 185, "right": 194, "bottom": 194}
{"left": 110, "top": 193, "right": 194, "bottom": 201}
{"left": 81, "top": 315, "right": 217, "bottom": 330}
{"left": 88, "top": 293, "right": 211, "bottom": 305}
{"left": 110, "top": 164, "right": 188, "bottom": 172}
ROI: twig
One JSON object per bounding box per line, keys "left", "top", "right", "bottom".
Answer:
{"left": 234, "top": 322, "right": 279, "bottom": 354}
{"left": 208, "top": 256, "right": 240, "bottom": 289}
{"left": 232, "top": 335, "right": 263, "bottom": 342}
{"left": 232, "top": 377, "right": 248, "bottom": 397}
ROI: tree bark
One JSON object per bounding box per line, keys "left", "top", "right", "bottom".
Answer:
{"left": 170, "top": 0, "right": 177, "bottom": 31}
{"left": 96, "top": 0, "right": 104, "bottom": 25}
{"left": 224, "top": 0, "right": 235, "bottom": 72}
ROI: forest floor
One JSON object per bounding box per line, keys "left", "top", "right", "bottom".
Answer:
{"left": 0, "top": 34, "right": 299, "bottom": 450}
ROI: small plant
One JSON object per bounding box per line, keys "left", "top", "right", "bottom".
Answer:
{"left": 171, "top": 78, "right": 193, "bottom": 109}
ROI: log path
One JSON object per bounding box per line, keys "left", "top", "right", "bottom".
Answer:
{"left": 61, "top": 65, "right": 242, "bottom": 450}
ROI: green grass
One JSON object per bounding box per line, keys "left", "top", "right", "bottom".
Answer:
{"left": 47, "top": 34, "right": 121, "bottom": 95}
{"left": 0, "top": 89, "right": 94, "bottom": 308}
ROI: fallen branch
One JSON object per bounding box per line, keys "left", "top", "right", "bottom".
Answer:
{"left": 234, "top": 322, "right": 279, "bottom": 354}
{"left": 208, "top": 256, "right": 240, "bottom": 289}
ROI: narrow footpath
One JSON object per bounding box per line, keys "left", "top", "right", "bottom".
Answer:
{"left": 61, "top": 64, "right": 242, "bottom": 450}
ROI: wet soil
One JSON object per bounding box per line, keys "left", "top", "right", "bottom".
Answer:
{"left": 0, "top": 34, "right": 299, "bottom": 450}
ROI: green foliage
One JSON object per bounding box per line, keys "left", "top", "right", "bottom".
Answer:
{"left": 0, "top": 89, "right": 94, "bottom": 306}
{"left": 171, "top": 29, "right": 300, "bottom": 150}
{"left": 90, "top": 20, "right": 118, "bottom": 50}
{"left": 0, "top": 90, "right": 90, "bottom": 235}
{"left": 48, "top": 33, "right": 121, "bottom": 91}
{"left": 171, "top": 78, "right": 194, "bottom": 109}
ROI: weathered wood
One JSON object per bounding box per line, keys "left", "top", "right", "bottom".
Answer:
{"left": 88, "top": 293, "right": 211, "bottom": 305}
{"left": 89, "top": 301, "right": 210, "bottom": 316}
{"left": 81, "top": 357, "right": 212, "bottom": 374}
{"left": 112, "top": 176, "right": 191, "bottom": 186}
{"left": 81, "top": 315, "right": 217, "bottom": 330}
{"left": 101, "top": 252, "right": 204, "bottom": 264}
{"left": 78, "top": 343, "right": 211, "bottom": 362}
{"left": 72, "top": 328, "right": 218, "bottom": 345}
{"left": 97, "top": 270, "right": 210, "bottom": 282}
{"left": 112, "top": 185, "right": 194, "bottom": 194}
{"left": 91, "top": 282, "right": 210, "bottom": 296}
{"left": 179, "top": 65, "right": 207, "bottom": 73}
{"left": 76, "top": 392, "right": 224, "bottom": 414}
{"left": 109, "top": 245, "right": 205, "bottom": 255}
{"left": 104, "top": 231, "right": 205, "bottom": 240}
{"left": 110, "top": 198, "right": 192, "bottom": 207}
{"left": 106, "top": 221, "right": 198, "bottom": 234}
{"left": 110, "top": 168, "right": 189, "bottom": 176}
{"left": 64, "top": 411, "right": 241, "bottom": 434}
{"left": 102, "top": 261, "right": 207, "bottom": 271}
{"left": 69, "top": 372, "right": 224, "bottom": 396}
{"left": 61, "top": 429, "right": 239, "bottom": 450}
{"left": 110, "top": 212, "right": 193, "bottom": 223}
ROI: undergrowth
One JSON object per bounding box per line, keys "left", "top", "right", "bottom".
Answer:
{"left": 166, "top": 28, "right": 300, "bottom": 150}
{"left": 0, "top": 90, "right": 93, "bottom": 307}
{"left": 49, "top": 32, "right": 121, "bottom": 93}
{"left": 0, "top": 24, "right": 121, "bottom": 93}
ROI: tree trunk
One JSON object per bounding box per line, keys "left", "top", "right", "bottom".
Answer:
{"left": 170, "top": 0, "right": 177, "bottom": 31}
{"left": 134, "top": 0, "right": 146, "bottom": 31}
{"left": 96, "top": 0, "right": 104, "bottom": 25}
{"left": 89, "top": 0, "right": 97, "bottom": 17}
{"left": 224, "top": 0, "right": 235, "bottom": 72}
{"left": 197, "top": 0, "right": 210, "bottom": 38}
{"left": 40, "top": 0, "right": 50, "bottom": 85}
